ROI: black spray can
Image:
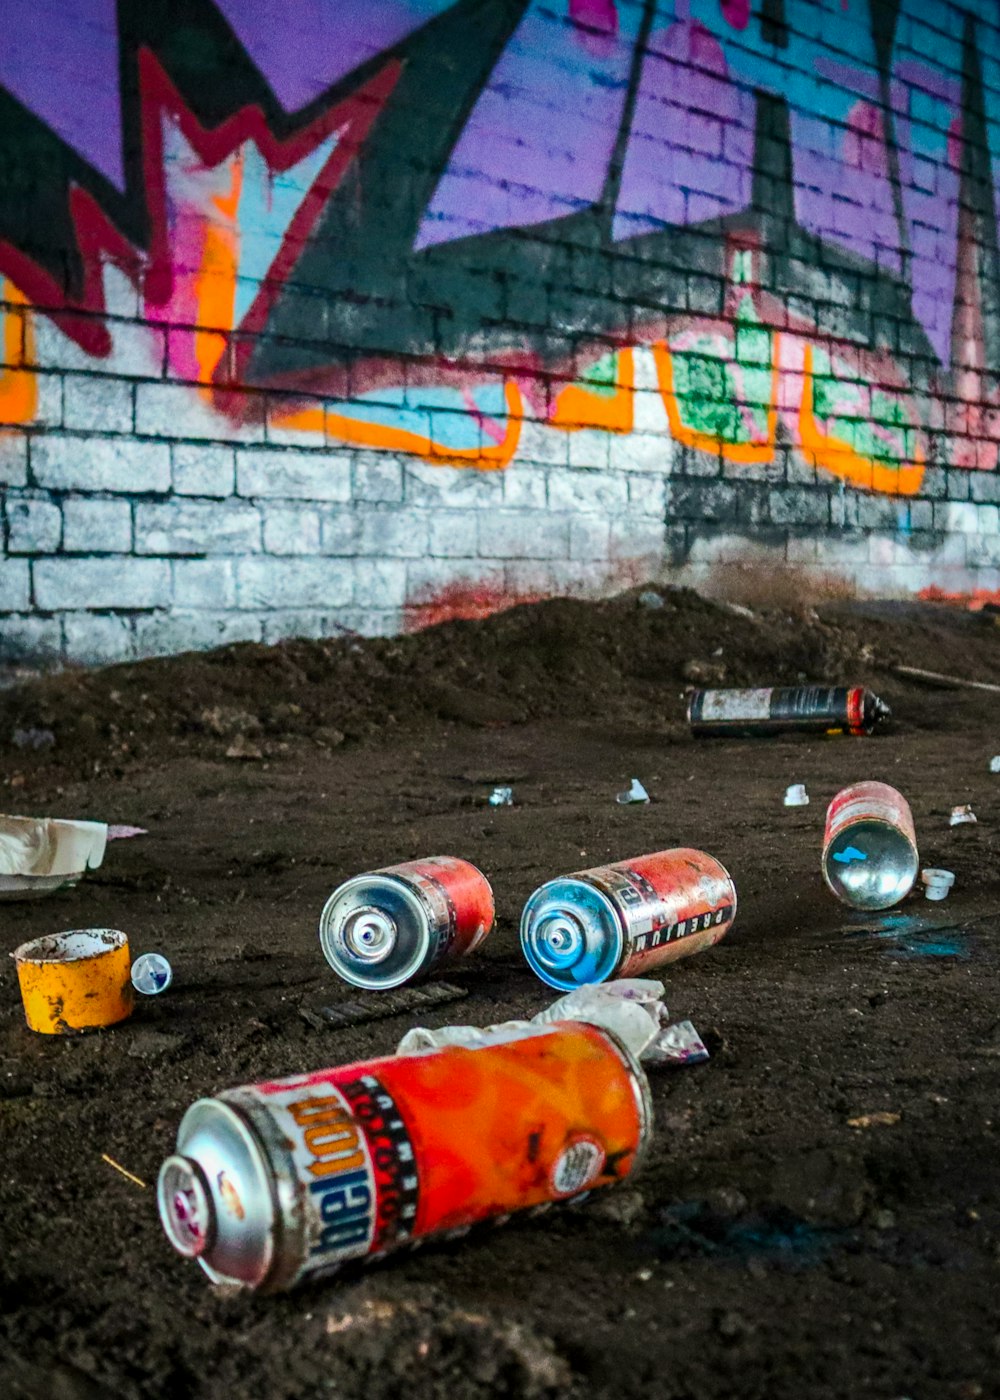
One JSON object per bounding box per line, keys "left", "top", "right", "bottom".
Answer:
{"left": 687, "top": 686, "right": 889, "bottom": 738}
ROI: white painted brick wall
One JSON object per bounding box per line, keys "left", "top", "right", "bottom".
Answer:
{"left": 34, "top": 558, "right": 170, "bottom": 610}
{"left": 7, "top": 498, "right": 61, "bottom": 553}
{"left": 32, "top": 436, "right": 170, "bottom": 493}
{"left": 63, "top": 498, "right": 133, "bottom": 553}
{"left": 0, "top": 435, "right": 28, "bottom": 486}
{"left": 237, "top": 447, "right": 351, "bottom": 500}
{"left": 0, "top": 558, "right": 30, "bottom": 610}
{"left": 236, "top": 558, "right": 354, "bottom": 609}
{"left": 0, "top": 400, "right": 995, "bottom": 668}
{"left": 135, "top": 500, "right": 262, "bottom": 555}
{"left": 172, "top": 444, "right": 236, "bottom": 498}
{"left": 262, "top": 506, "right": 322, "bottom": 555}
{"left": 64, "top": 376, "right": 133, "bottom": 434}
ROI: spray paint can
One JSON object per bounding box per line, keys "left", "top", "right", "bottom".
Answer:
{"left": 157, "top": 1023, "right": 652, "bottom": 1292}
{"left": 822, "top": 781, "right": 919, "bottom": 910}
{"left": 319, "top": 856, "right": 494, "bottom": 990}
{"left": 687, "top": 686, "right": 890, "bottom": 737}
{"left": 520, "top": 848, "right": 737, "bottom": 992}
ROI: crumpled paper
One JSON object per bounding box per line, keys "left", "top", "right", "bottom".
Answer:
{"left": 397, "top": 978, "right": 709, "bottom": 1067}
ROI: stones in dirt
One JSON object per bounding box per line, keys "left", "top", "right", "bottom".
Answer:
{"left": 682, "top": 659, "right": 727, "bottom": 686}
{"left": 225, "top": 733, "right": 263, "bottom": 761}
{"left": 198, "top": 706, "right": 261, "bottom": 738}
{"left": 589, "top": 1188, "right": 646, "bottom": 1228}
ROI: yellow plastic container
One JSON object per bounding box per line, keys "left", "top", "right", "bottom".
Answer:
{"left": 13, "top": 928, "right": 134, "bottom": 1034}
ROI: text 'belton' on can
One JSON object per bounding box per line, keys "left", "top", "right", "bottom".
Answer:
{"left": 157, "top": 1022, "right": 652, "bottom": 1292}
{"left": 520, "top": 848, "right": 737, "bottom": 992}
{"left": 822, "top": 780, "right": 919, "bottom": 911}
{"left": 687, "top": 686, "right": 890, "bottom": 738}
{"left": 319, "top": 856, "right": 494, "bottom": 990}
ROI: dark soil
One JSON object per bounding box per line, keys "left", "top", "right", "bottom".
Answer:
{"left": 1, "top": 587, "right": 999, "bottom": 1400}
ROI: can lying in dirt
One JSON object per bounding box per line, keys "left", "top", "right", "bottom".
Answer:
{"left": 157, "top": 1022, "right": 652, "bottom": 1292}
{"left": 687, "top": 686, "right": 890, "bottom": 737}
{"left": 520, "top": 849, "right": 737, "bottom": 991}
{"left": 822, "top": 781, "right": 919, "bottom": 911}
{"left": 319, "top": 856, "right": 494, "bottom": 990}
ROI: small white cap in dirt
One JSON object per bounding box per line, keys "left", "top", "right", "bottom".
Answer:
{"left": 921, "top": 868, "right": 955, "bottom": 902}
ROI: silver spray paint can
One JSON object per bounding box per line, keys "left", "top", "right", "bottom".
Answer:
{"left": 822, "top": 781, "right": 919, "bottom": 910}
{"left": 319, "top": 856, "right": 494, "bottom": 990}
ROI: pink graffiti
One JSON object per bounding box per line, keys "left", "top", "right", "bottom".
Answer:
{"left": 844, "top": 102, "right": 889, "bottom": 178}
{"left": 948, "top": 116, "right": 963, "bottom": 172}
{"left": 719, "top": 0, "right": 750, "bottom": 29}
{"left": 569, "top": 0, "right": 618, "bottom": 56}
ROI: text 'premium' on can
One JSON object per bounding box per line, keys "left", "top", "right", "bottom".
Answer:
{"left": 520, "top": 848, "right": 737, "bottom": 992}
{"left": 157, "top": 1023, "right": 652, "bottom": 1293}
{"left": 319, "top": 856, "right": 494, "bottom": 990}
{"left": 822, "top": 780, "right": 919, "bottom": 911}
{"left": 687, "top": 686, "right": 890, "bottom": 737}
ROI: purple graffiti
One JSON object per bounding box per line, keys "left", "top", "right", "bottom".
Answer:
{"left": 614, "top": 21, "right": 755, "bottom": 238}
{"left": 416, "top": 0, "right": 643, "bottom": 248}
{"left": 0, "top": 0, "right": 124, "bottom": 187}
{"left": 213, "top": 0, "right": 456, "bottom": 112}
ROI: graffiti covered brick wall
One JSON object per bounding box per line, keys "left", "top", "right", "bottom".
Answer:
{"left": 1, "top": 0, "right": 1000, "bottom": 664}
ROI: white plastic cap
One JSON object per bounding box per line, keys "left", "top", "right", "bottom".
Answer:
{"left": 920, "top": 868, "right": 955, "bottom": 902}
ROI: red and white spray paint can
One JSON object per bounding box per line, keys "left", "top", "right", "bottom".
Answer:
{"left": 319, "top": 856, "right": 494, "bottom": 989}
{"left": 520, "top": 848, "right": 737, "bottom": 991}
{"left": 822, "top": 781, "right": 919, "bottom": 910}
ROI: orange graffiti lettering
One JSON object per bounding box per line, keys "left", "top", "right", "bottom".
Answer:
{"left": 549, "top": 348, "right": 634, "bottom": 433}
{"left": 277, "top": 379, "right": 524, "bottom": 470}
{"left": 798, "top": 344, "right": 923, "bottom": 496}
{"left": 0, "top": 281, "right": 37, "bottom": 428}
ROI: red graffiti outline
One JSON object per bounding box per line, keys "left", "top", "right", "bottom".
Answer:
{"left": 0, "top": 52, "right": 400, "bottom": 365}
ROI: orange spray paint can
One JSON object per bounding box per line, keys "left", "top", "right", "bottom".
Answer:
{"left": 157, "top": 1022, "right": 652, "bottom": 1292}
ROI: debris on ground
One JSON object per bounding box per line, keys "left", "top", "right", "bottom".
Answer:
{"left": 13, "top": 928, "right": 132, "bottom": 1033}
{"left": 398, "top": 978, "right": 708, "bottom": 1069}
{"left": 298, "top": 981, "right": 469, "bottom": 1031}
{"left": 225, "top": 733, "right": 264, "bottom": 761}
{"left": 3, "top": 588, "right": 1000, "bottom": 1395}
{"left": 784, "top": 783, "right": 809, "bottom": 807}
{"left": 10, "top": 726, "right": 55, "bottom": 751}
{"left": 846, "top": 1111, "right": 901, "bottom": 1130}
{"left": 0, "top": 814, "right": 108, "bottom": 898}
{"left": 131, "top": 953, "right": 173, "bottom": 995}
{"left": 616, "top": 777, "right": 650, "bottom": 804}
{"left": 488, "top": 785, "right": 514, "bottom": 806}
{"left": 921, "top": 868, "right": 956, "bottom": 902}
{"left": 950, "top": 803, "right": 977, "bottom": 826}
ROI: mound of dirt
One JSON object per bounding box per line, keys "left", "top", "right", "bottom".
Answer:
{"left": 1, "top": 586, "right": 997, "bottom": 784}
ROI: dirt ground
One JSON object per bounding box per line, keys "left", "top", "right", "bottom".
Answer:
{"left": 2, "top": 587, "right": 1000, "bottom": 1400}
